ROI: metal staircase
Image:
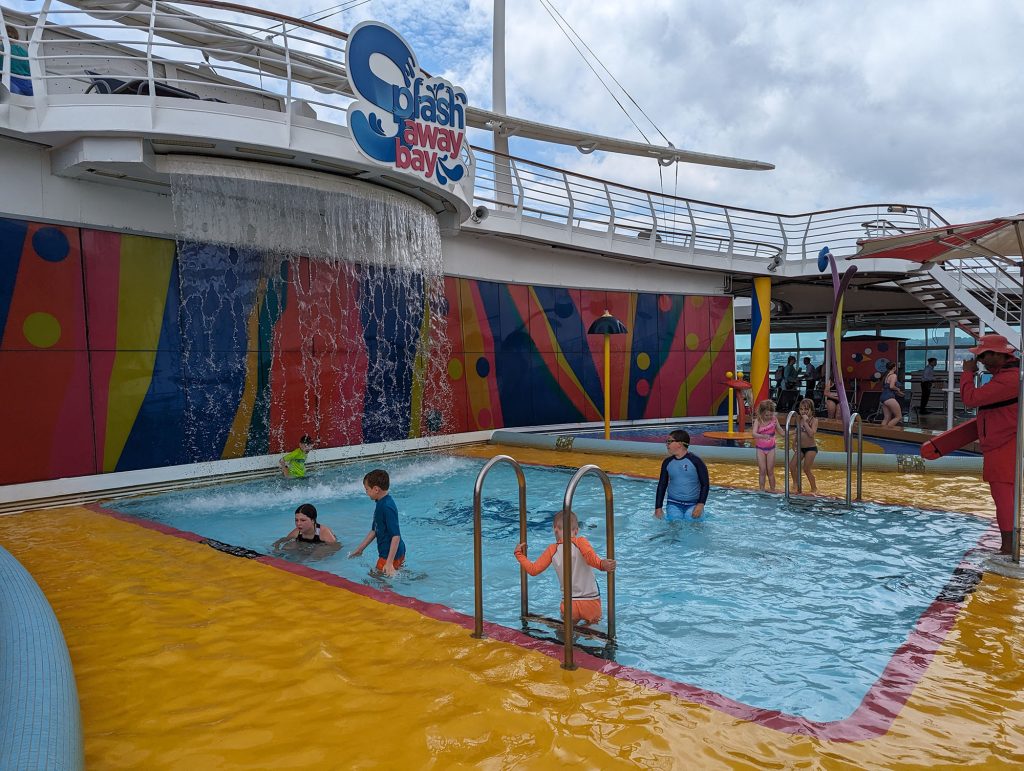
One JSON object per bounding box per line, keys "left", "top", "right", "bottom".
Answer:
{"left": 895, "top": 258, "right": 1023, "bottom": 339}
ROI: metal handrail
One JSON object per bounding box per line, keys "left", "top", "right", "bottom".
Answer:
{"left": 558, "top": 464, "right": 616, "bottom": 671}
{"left": 471, "top": 455, "right": 527, "bottom": 639}
{"left": 845, "top": 413, "right": 864, "bottom": 505}
{"left": 783, "top": 410, "right": 798, "bottom": 500}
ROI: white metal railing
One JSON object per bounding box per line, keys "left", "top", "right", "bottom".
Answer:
{"left": 930, "top": 257, "right": 1024, "bottom": 331}
{"left": 472, "top": 148, "right": 947, "bottom": 264}
{"left": 1, "top": 1, "right": 949, "bottom": 269}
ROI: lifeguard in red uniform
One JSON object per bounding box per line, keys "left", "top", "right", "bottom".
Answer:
{"left": 960, "top": 334, "right": 1020, "bottom": 555}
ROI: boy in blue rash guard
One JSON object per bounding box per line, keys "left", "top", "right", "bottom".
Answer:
{"left": 654, "top": 429, "right": 710, "bottom": 521}
{"left": 349, "top": 469, "right": 406, "bottom": 576}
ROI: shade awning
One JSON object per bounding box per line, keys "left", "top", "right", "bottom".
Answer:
{"left": 852, "top": 215, "right": 1024, "bottom": 263}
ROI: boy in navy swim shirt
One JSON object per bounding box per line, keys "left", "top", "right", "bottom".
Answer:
{"left": 349, "top": 469, "right": 406, "bottom": 576}
{"left": 654, "top": 429, "right": 710, "bottom": 520}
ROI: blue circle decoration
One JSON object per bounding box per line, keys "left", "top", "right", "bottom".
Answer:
{"left": 475, "top": 356, "right": 490, "bottom": 378}
{"left": 851, "top": 352, "right": 863, "bottom": 362}
{"left": 553, "top": 296, "right": 575, "bottom": 319}
{"left": 875, "top": 357, "right": 890, "bottom": 373}
{"left": 878, "top": 342, "right": 889, "bottom": 352}
{"left": 817, "top": 247, "right": 831, "bottom": 272}
{"left": 32, "top": 228, "right": 69, "bottom": 262}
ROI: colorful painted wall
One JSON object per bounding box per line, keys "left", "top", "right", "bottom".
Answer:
{"left": 0, "top": 216, "right": 734, "bottom": 485}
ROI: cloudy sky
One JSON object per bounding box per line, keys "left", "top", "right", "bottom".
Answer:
{"left": 11, "top": 1, "right": 1022, "bottom": 222}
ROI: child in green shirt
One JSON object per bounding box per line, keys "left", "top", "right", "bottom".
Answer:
{"left": 278, "top": 434, "right": 314, "bottom": 478}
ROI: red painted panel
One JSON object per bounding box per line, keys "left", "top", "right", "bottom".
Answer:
{"left": 268, "top": 350, "right": 316, "bottom": 453}
{"left": 81, "top": 229, "right": 122, "bottom": 462}
{"left": 0, "top": 351, "right": 95, "bottom": 484}
{"left": 684, "top": 350, "right": 715, "bottom": 416}
{"left": 709, "top": 295, "right": 735, "bottom": 351}
{"left": 317, "top": 349, "right": 368, "bottom": 447}
{"left": 683, "top": 295, "right": 712, "bottom": 353}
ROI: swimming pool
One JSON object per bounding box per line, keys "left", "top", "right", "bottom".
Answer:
{"left": 567, "top": 422, "right": 980, "bottom": 456}
{"left": 106, "top": 454, "right": 989, "bottom": 726}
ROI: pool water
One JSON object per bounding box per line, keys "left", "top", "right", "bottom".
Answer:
{"left": 107, "top": 454, "right": 989, "bottom": 724}
{"left": 569, "top": 423, "right": 979, "bottom": 456}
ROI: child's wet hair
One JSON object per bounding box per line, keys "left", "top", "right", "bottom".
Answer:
{"left": 363, "top": 468, "right": 390, "bottom": 490}
{"left": 552, "top": 510, "right": 579, "bottom": 531}
{"left": 295, "top": 503, "right": 317, "bottom": 521}
{"left": 756, "top": 399, "right": 776, "bottom": 418}
{"left": 668, "top": 429, "right": 690, "bottom": 445}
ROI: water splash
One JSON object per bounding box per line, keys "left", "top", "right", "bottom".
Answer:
{"left": 168, "top": 159, "right": 453, "bottom": 459}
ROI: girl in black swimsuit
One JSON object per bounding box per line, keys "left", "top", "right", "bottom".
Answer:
{"left": 275, "top": 503, "right": 338, "bottom": 548}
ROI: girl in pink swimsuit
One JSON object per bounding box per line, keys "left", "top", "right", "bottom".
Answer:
{"left": 752, "top": 399, "right": 780, "bottom": 491}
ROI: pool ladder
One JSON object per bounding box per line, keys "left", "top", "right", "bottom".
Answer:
{"left": 471, "top": 455, "right": 616, "bottom": 670}
{"left": 783, "top": 410, "right": 864, "bottom": 505}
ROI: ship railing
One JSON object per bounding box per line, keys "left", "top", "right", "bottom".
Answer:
{"left": 1, "top": 1, "right": 948, "bottom": 270}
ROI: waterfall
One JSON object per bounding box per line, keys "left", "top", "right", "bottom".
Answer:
{"left": 167, "top": 158, "right": 452, "bottom": 459}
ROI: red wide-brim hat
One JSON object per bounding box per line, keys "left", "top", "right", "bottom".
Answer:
{"left": 968, "top": 333, "right": 1018, "bottom": 357}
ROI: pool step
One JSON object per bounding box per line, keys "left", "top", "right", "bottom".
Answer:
{"left": 522, "top": 612, "right": 613, "bottom": 642}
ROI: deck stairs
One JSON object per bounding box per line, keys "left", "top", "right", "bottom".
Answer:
{"left": 895, "top": 257, "right": 1022, "bottom": 340}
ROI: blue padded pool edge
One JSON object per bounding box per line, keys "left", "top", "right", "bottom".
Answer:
{"left": 0, "top": 545, "right": 84, "bottom": 771}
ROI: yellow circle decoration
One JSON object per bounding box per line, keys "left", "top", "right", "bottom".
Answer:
{"left": 686, "top": 333, "right": 699, "bottom": 350}
{"left": 636, "top": 352, "right": 651, "bottom": 370}
{"left": 447, "top": 358, "right": 464, "bottom": 380}
{"left": 23, "top": 311, "right": 62, "bottom": 348}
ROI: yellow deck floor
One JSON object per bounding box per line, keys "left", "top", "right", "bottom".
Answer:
{"left": 2, "top": 444, "right": 1023, "bottom": 768}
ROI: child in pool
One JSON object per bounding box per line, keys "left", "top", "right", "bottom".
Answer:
{"left": 789, "top": 398, "right": 819, "bottom": 493}
{"left": 278, "top": 434, "right": 314, "bottom": 479}
{"left": 513, "top": 510, "right": 616, "bottom": 625}
{"left": 272, "top": 503, "right": 338, "bottom": 553}
{"left": 751, "top": 399, "right": 780, "bottom": 491}
{"left": 349, "top": 469, "right": 406, "bottom": 577}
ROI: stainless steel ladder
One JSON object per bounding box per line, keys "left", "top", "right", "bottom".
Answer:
{"left": 471, "top": 457, "right": 617, "bottom": 671}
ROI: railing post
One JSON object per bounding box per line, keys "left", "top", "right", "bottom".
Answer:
{"left": 604, "top": 183, "right": 615, "bottom": 239}
{"left": 845, "top": 413, "right": 863, "bottom": 505}
{"left": 146, "top": 0, "right": 157, "bottom": 108}
{"left": 282, "top": 22, "right": 293, "bottom": 141}
{"left": 560, "top": 464, "right": 617, "bottom": 669}
{"left": 29, "top": 0, "right": 53, "bottom": 99}
{"left": 647, "top": 192, "right": 658, "bottom": 257}
{"left": 510, "top": 158, "right": 525, "bottom": 218}
{"left": 563, "top": 173, "right": 574, "bottom": 231}
{"left": 471, "top": 455, "right": 527, "bottom": 639}
{"left": 784, "top": 410, "right": 797, "bottom": 501}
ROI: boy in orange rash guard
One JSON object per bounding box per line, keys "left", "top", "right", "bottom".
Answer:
{"left": 513, "top": 511, "right": 616, "bottom": 624}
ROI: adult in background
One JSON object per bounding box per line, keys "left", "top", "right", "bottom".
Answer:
{"left": 960, "top": 334, "right": 1020, "bottom": 555}
{"left": 802, "top": 356, "right": 818, "bottom": 399}
{"left": 654, "top": 429, "right": 709, "bottom": 520}
{"left": 2, "top": 23, "right": 34, "bottom": 95}
{"left": 920, "top": 357, "right": 937, "bottom": 414}
{"left": 783, "top": 356, "right": 799, "bottom": 390}
{"left": 880, "top": 361, "right": 904, "bottom": 426}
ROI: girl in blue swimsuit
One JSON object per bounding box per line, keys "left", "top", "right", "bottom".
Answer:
{"left": 880, "top": 361, "right": 904, "bottom": 426}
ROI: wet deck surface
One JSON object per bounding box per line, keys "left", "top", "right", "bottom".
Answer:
{"left": 1, "top": 447, "right": 1021, "bottom": 768}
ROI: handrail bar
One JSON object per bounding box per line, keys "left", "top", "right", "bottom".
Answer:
{"left": 471, "top": 146, "right": 950, "bottom": 225}
{"left": 783, "top": 410, "right": 798, "bottom": 500}
{"left": 559, "top": 464, "right": 616, "bottom": 670}
{"left": 471, "top": 455, "right": 527, "bottom": 639}
{"left": 845, "top": 413, "right": 864, "bottom": 505}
